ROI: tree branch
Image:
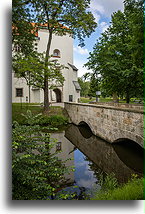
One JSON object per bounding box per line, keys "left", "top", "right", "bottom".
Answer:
{"left": 51, "top": 0, "right": 65, "bottom": 19}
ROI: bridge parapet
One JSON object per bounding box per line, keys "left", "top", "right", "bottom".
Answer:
{"left": 64, "top": 102, "right": 144, "bottom": 148}
{"left": 88, "top": 102, "right": 144, "bottom": 111}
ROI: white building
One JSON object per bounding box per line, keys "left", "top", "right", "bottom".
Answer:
{"left": 12, "top": 26, "right": 81, "bottom": 104}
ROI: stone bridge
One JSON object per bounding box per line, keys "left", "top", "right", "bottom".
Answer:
{"left": 64, "top": 102, "right": 144, "bottom": 148}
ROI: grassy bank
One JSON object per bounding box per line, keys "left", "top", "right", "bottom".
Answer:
{"left": 12, "top": 103, "right": 68, "bottom": 127}
{"left": 80, "top": 97, "right": 143, "bottom": 104}
{"left": 80, "top": 97, "right": 116, "bottom": 103}
{"left": 92, "top": 177, "right": 144, "bottom": 200}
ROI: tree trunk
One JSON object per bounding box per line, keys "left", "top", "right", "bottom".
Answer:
{"left": 43, "top": 30, "right": 53, "bottom": 113}
{"left": 113, "top": 93, "right": 119, "bottom": 103}
{"left": 126, "top": 92, "right": 130, "bottom": 104}
{"left": 43, "top": 80, "right": 49, "bottom": 112}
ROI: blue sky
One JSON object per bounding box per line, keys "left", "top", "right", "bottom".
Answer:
{"left": 74, "top": 0, "right": 124, "bottom": 77}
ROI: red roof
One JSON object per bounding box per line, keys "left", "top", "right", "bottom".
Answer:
{"left": 12, "top": 22, "right": 70, "bottom": 37}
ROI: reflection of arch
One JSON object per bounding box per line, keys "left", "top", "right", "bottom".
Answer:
{"left": 53, "top": 88, "right": 62, "bottom": 102}
{"left": 53, "top": 49, "right": 60, "bottom": 57}
{"left": 112, "top": 138, "right": 144, "bottom": 173}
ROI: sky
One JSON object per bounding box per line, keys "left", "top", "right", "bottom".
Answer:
{"left": 74, "top": 0, "right": 124, "bottom": 77}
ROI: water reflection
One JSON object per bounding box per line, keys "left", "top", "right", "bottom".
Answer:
{"left": 65, "top": 124, "right": 143, "bottom": 183}
{"left": 74, "top": 150, "right": 99, "bottom": 189}
{"left": 50, "top": 132, "right": 74, "bottom": 184}
{"left": 50, "top": 131, "right": 99, "bottom": 194}
{"left": 112, "top": 139, "right": 144, "bottom": 173}
{"left": 50, "top": 123, "right": 143, "bottom": 193}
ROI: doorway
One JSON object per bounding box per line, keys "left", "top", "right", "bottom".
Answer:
{"left": 53, "top": 88, "right": 62, "bottom": 102}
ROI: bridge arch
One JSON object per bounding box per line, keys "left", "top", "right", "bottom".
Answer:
{"left": 78, "top": 121, "right": 93, "bottom": 139}
{"left": 78, "top": 121, "right": 92, "bottom": 129}
{"left": 76, "top": 120, "right": 144, "bottom": 148}
{"left": 76, "top": 118, "right": 96, "bottom": 136}
{"left": 112, "top": 138, "right": 144, "bottom": 150}
{"left": 111, "top": 132, "right": 144, "bottom": 148}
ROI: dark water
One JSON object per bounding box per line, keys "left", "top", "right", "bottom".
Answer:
{"left": 50, "top": 123, "right": 144, "bottom": 196}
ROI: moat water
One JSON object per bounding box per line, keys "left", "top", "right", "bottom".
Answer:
{"left": 49, "top": 123, "right": 144, "bottom": 198}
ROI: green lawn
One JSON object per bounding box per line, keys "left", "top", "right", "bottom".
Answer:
{"left": 12, "top": 103, "right": 66, "bottom": 125}
{"left": 12, "top": 103, "right": 42, "bottom": 124}
{"left": 92, "top": 177, "right": 144, "bottom": 200}
{"left": 80, "top": 97, "right": 113, "bottom": 103}
{"left": 80, "top": 97, "right": 143, "bottom": 104}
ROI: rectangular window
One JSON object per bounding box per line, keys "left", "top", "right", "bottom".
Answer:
{"left": 16, "top": 88, "right": 23, "bottom": 97}
{"left": 56, "top": 142, "right": 61, "bottom": 152}
{"left": 69, "top": 95, "right": 73, "bottom": 102}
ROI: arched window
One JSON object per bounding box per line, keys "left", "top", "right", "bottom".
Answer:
{"left": 53, "top": 49, "right": 60, "bottom": 57}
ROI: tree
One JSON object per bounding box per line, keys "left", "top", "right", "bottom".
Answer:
{"left": 13, "top": 0, "right": 97, "bottom": 112}
{"left": 12, "top": 0, "right": 37, "bottom": 56}
{"left": 85, "top": 0, "right": 143, "bottom": 103}
{"left": 88, "top": 73, "right": 101, "bottom": 98}
{"left": 123, "top": 0, "right": 144, "bottom": 102}
{"left": 78, "top": 77, "right": 90, "bottom": 97}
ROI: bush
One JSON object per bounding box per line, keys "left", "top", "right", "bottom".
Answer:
{"left": 19, "top": 110, "right": 68, "bottom": 127}
{"left": 46, "top": 115, "right": 68, "bottom": 127}
{"left": 36, "top": 114, "right": 68, "bottom": 127}
{"left": 12, "top": 121, "right": 70, "bottom": 200}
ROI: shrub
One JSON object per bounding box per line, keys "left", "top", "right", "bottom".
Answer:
{"left": 12, "top": 121, "right": 70, "bottom": 200}
{"left": 19, "top": 110, "right": 68, "bottom": 127}
{"left": 46, "top": 115, "right": 68, "bottom": 127}
{"left": 21, "top": 110, "right": 42, "bottom": 125}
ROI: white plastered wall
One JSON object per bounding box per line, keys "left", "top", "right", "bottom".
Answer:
{"left": 12, "top": 28, "right": 80, "bottom": 103}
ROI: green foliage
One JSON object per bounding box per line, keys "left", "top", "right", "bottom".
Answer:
{"left": 100, "top": 173, "right": 118, "bottom": 191}
{"left": 12, "top": 104, "right": 68, "bottom": 127}
{"left": 80, "top": 97, "right": 96, "bottom": 103}
{"left": 78, "top": 77, "right": 90, "bottom": 97}
{"left": 79, "top": 72, "right": 101, "bottom": 98}
{"left": 21, "top": 110, "right": 42, "bottom": 125}
{"left": 12, "top": 0, "right": 37, "bottom": 56}
{"left": 12, "top": 104, "right": 43, "bottom": 125}
{"left": 29, "top": 0, "right": 97, "bottom": 47}
{"left": 12, "top": 121, "right": 70, "bottom": 200}
{"left": 20, "top": 110, "right": 68, "bottom": 127}
{"left": 88, "top": 73, "right": 101, "bottom": 97}
{"left": 55, "top": 187, "right": 90, "bottom": 200}
{"left": 92, "top": 176, "right": 144, "bottom": 200}
{"left": 44, "top": 115, "right": 68, "bottom": 127}
{"left": 85, "top": 0, "right": 144, "bottom": 103}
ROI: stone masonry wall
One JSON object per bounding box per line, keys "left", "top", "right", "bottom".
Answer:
{"left": 64, "top": 102, "right": 144, "bottom": 148}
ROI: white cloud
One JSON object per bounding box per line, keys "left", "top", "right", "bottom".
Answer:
{"left": 99, "top": 21, "right": 109, "bottom": 33}
{"left": 92, "top": 12, "right": 101, "bottom": 23}
{"left": 90, "top": 1, "right": 105, "bottom": 14}
{"left": 74, "top": 59, "right": 93, "bottom": 77}
{"left": 75, "top": 161, "right": 87, "bottom": 167}
{"left": 77, "top": 176, "right": 97, "bottom": 188}
{"left": 73, "top": 46, "right": 89, "bottom": 55}
{"left": 90, "top": 0, "right": 124, "bottom": 18}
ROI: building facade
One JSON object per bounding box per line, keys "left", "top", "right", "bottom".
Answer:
{"left": 12, "top": 27, "right": 80, "bottom": 103}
